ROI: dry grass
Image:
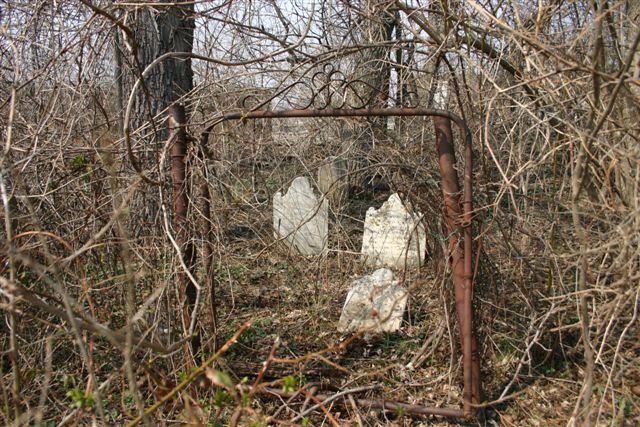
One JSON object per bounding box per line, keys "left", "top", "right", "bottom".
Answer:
{"left": 1, "top": 1, "right": 640, "bottom": 426}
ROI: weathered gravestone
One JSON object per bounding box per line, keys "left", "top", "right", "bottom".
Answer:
{"left": 273, "top": 176, "right": 328, "bottom": 256}
{"left": 338, "top": 268, "right": 408, "bottom": 333}
{"left": 361, "top": 193, "right": 426, "bottom": 268}
{"left": 318, "top": 156, "right": 349, "bottom": 206}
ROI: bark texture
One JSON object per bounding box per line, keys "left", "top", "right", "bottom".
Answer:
{"left": 120, "top": 2, "right": 198, "bottom": 353}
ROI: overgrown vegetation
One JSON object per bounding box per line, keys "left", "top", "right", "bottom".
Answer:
{"left": 1, "top": 1, "right": 638, "bottom": 426}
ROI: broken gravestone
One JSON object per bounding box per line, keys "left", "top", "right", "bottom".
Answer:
{"left": 318, "top": 156, "right": 349, "bottom": 206}
{"left": 361, "top": 193, "right": 427, "bottom": 269}
{"left": 338, "top": 268, "right": 408, "bottom": 333}
{"left": 273, "top": 176, "right": 328, "bottom": 256}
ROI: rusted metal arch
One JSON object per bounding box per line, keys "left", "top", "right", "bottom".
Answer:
{"left": 199, "top": 106, "right": 481, "bottom": 419}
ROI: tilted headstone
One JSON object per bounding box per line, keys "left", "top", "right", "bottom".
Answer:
{"left": 273, "top": 177, "right": 328, "bottom": 256}
{"left": 338, "top": 268, "right": 408, "bottom": 333}
{"left": 361, "top": 193, "right": 426, "bottom": 268}
{"left": 318, "top": 156, "right": 349, "bottom": 206}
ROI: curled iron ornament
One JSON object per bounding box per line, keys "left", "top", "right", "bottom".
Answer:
{"left": 240, "top": 62, "right": 420, "bottom": 113}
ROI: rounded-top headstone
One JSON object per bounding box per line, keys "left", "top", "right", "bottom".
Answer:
{"left": 273, "top": 176, "right": 328, "bottom": 256}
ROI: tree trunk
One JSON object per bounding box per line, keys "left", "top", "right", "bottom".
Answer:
{"left": 122, "top": 1, "right": 197, "bottom": 354}
{"left": 121, "top": 2, "right": 195, "bottom": 233}
{"left": 126, "top": 3, "right": 194, "bottom": 131}
{"left": 349, "top": 1, "right": 399, "bottom": 188}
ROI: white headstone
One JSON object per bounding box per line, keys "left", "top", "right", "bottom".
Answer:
{"left": 338, "top": 268, "right": 408, "bottom": 333}
{"left": 318, "top": 156, "right": 349, "bottom": 206}
{"left": 273, "top": 177, "right": 328, "bottom": 256}
{"left": 361, "top": 193, "right": 426, "bottom": 269}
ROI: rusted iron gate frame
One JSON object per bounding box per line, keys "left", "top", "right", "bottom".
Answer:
{"left": 200, "top": 106, "right": 481, "bottom": 419}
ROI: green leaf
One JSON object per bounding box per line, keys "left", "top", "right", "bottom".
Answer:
{"left": 282, "top": 375, "right": 298, "bottom": 394}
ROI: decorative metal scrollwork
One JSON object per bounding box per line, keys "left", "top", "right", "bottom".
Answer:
{"left": 241, "top": 62, "right": 419, "bottom": 112}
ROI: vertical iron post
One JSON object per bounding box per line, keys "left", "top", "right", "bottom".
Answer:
{"left": 433, "top": 115, "right": 481, "bottom": 417}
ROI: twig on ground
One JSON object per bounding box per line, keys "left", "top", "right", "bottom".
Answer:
{"left": 290, "top": 385, "right": 378, "bottom": 424}
{"left": 125, "top": 322, "right": 251, "bottom": 427}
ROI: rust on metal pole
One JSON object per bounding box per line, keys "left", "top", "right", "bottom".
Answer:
{"left": 168, "top": 104, "right": 199, "bottom": 355}
{"left": 347, "top": 398, "right": 464, "bottom": 418}
{"left": 200, "top": 105, "right": 481, "bottom": 419}
{"left": 433, "top": 116, "right": 481, "bottom": 417}
{"left": 249, "top": 386, "right": 465, "bottom": 419}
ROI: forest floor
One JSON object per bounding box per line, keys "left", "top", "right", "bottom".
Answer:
{"left": 12, "top": 174, "right": 637, "bottom": 426}
{"left": 169, "top": 187, "right": 607, "bottom": 427}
